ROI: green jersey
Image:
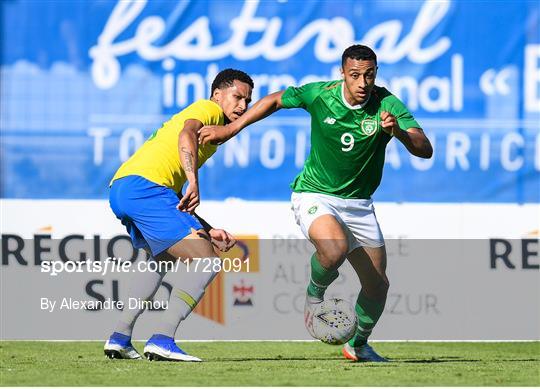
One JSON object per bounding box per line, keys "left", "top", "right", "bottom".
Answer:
{"left": 282, "top": 81, "right": 420, "bottom": 199}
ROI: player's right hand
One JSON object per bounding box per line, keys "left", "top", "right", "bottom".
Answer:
{"left": 380, "top": 111, "right": 400, "bottom": 137}
{"left": 177, "top": 181, "right": 200, "bottom": 214}
{"left": 198, "top": 125, "right": 234, "bottom": 145}
{"left": 209, "top": 228, "right": 236, "bottom": 252}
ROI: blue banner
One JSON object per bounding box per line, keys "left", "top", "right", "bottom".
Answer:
{"left": 1, "top": 0, "right": 539, "bottom": 202}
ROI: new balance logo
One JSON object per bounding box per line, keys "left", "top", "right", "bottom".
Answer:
{"left": 324, "top": 117, "right": 336, "bottom": 125}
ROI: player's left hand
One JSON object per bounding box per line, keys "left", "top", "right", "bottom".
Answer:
{"left": 380, "top": 111, "right": 401, "bottom": 137}
{"left": 209, "top": 229, "right": 236, "bottom": 252}
{"left": 198, "top": 125, "right": 234, "bottom": 145}
{"left": 177, "top": 181, "right": 200, "bottom": 214}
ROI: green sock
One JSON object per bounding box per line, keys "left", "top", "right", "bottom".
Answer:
{"left": 348, "top": 292, "right": 386, "bottom": 347}
{"left": 306, "top": 253, "right": 338, "bottom": 300}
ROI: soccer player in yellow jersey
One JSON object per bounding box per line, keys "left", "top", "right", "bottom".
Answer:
{"left": 104, "top": 69, "right": 253, "bottom": 362}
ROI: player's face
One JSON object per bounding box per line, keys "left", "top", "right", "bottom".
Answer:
{"left": 341, "top": 58, "right": 377, "bottom": 105}
{"left": 213, "top": 80, "right": 253, "bottom": 122}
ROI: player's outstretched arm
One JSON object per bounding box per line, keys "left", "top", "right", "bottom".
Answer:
{"left": 380, "top": 111, "right": 433, "bottom": 159}
{"left": 199, "top": 90, "right": 285, "bottom": 145}
{"left": 178, "top": 119, "right": 204, "bottom": 213}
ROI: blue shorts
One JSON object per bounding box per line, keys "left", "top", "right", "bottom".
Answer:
{"left": 109, "top": 175, "right": 203, "bottom": 256}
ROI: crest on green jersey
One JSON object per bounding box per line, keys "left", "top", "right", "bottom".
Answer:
{"left": 308, "top": 205, "right": 318, "bottom": 215}
{"left": 361, "top": 119, "right": 378, "bottom": 136}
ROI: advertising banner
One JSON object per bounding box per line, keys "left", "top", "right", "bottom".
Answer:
{"left": 2, "top": 236, "right": 538, "bottom": 340}
{"left": 1, "top": 0, "right": 539, "bottom": 202}
{"left": 2, "top": 200, "right": 538, "bottom": 340}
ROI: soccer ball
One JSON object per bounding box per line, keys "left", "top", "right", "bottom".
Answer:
{"left": 312, "top": 298, "right": 357, "bottom": 345}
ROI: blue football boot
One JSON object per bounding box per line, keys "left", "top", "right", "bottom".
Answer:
{"left": 104, "top": 332, "right": 142, "bottom": 359}
{"left": 342, "top": 342, "right": 388, "bottom": 362}
{"left": 144, "top": 334, "right": 202, "bottom": 362}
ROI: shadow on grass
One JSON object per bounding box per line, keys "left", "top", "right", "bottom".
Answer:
{"left": 209, "top": 356, "right": 344, "bottom": 362}
{"left": 206, "top": 356, "right": 476, "bottom": 364}
{"left": 395, "top": 358, "right": 480, "bottom": 364}
{"left": 212, "top": 355, "right": 481, "bottom": 364}
{"left": 390, "top": 356, "right": 540, "bottom": 364}
{"left": 99, "top": 353, "right": 540, "bottom": 364}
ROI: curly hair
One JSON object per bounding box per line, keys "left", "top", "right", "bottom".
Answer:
{"left": 211, "top": 68, "right": 254, "bottom": 95}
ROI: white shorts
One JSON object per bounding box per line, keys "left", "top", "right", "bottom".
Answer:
{"left": 291, "top": 192, "right": 384, "bottom": 252}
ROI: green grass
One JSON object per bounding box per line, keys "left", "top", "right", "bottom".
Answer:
{"left": 1, "top": 341, "right": 539, "bottom": 386}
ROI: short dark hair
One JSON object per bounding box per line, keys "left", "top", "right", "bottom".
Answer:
{"left": 211, "top": 68, "right": 254, "bottom": 95}
{"left": 341, "top": 45, "right": 377, "bottom": 67}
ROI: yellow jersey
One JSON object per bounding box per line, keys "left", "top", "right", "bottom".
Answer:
{"left": 111, "top": 99, "right": 224, "bottom": 193}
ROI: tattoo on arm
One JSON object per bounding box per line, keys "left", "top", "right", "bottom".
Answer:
{"left": 181, "top": 147, "right": 194, "bottom": 173}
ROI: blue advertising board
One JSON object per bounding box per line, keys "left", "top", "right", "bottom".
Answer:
{"left": 1, "top": 0, "right": 539, "bottom": 202}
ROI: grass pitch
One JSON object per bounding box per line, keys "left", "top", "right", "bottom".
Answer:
{"left": 1, "top": 341, "right": 538, "bottom": 386}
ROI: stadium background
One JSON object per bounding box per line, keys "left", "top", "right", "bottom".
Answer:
{"left": 1, "top": 0, "right": 539, "bottom": 341}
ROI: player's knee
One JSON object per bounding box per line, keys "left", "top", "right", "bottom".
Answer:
{"left": 316, "top": 241, "right": 348, "bottom": 269}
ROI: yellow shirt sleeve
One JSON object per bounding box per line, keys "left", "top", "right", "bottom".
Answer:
{"left": 111, "top": 99, "right": 224, "bottom": 192}
{"left": 167, "top": 99, "right": 224, "bottom": 133}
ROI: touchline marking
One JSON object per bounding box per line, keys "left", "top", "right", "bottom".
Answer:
{"left": 9, "top": 339, "right": 540, "bottom": 343}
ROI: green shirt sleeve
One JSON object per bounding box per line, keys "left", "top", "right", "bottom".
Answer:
{"left": 383, "top": 94, "right": 421, "bottom": 131}
{"left": 281, "top": 82, "right": 326, "bottom": 109}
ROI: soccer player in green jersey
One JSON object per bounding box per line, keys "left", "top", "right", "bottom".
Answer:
{"left": 199, "top": 45, "right": 433, "bottom": 362}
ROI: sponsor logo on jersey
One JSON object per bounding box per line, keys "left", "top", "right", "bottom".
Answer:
{"left": 361, "top": 119, "right": 378, "bottom": 136}
{"left": 323, "top": 117, "right": 336, "bottom": 125}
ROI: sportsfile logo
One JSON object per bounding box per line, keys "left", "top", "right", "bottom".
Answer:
{"left": 1, "top": 232, "right": 260, "bottom": 325}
